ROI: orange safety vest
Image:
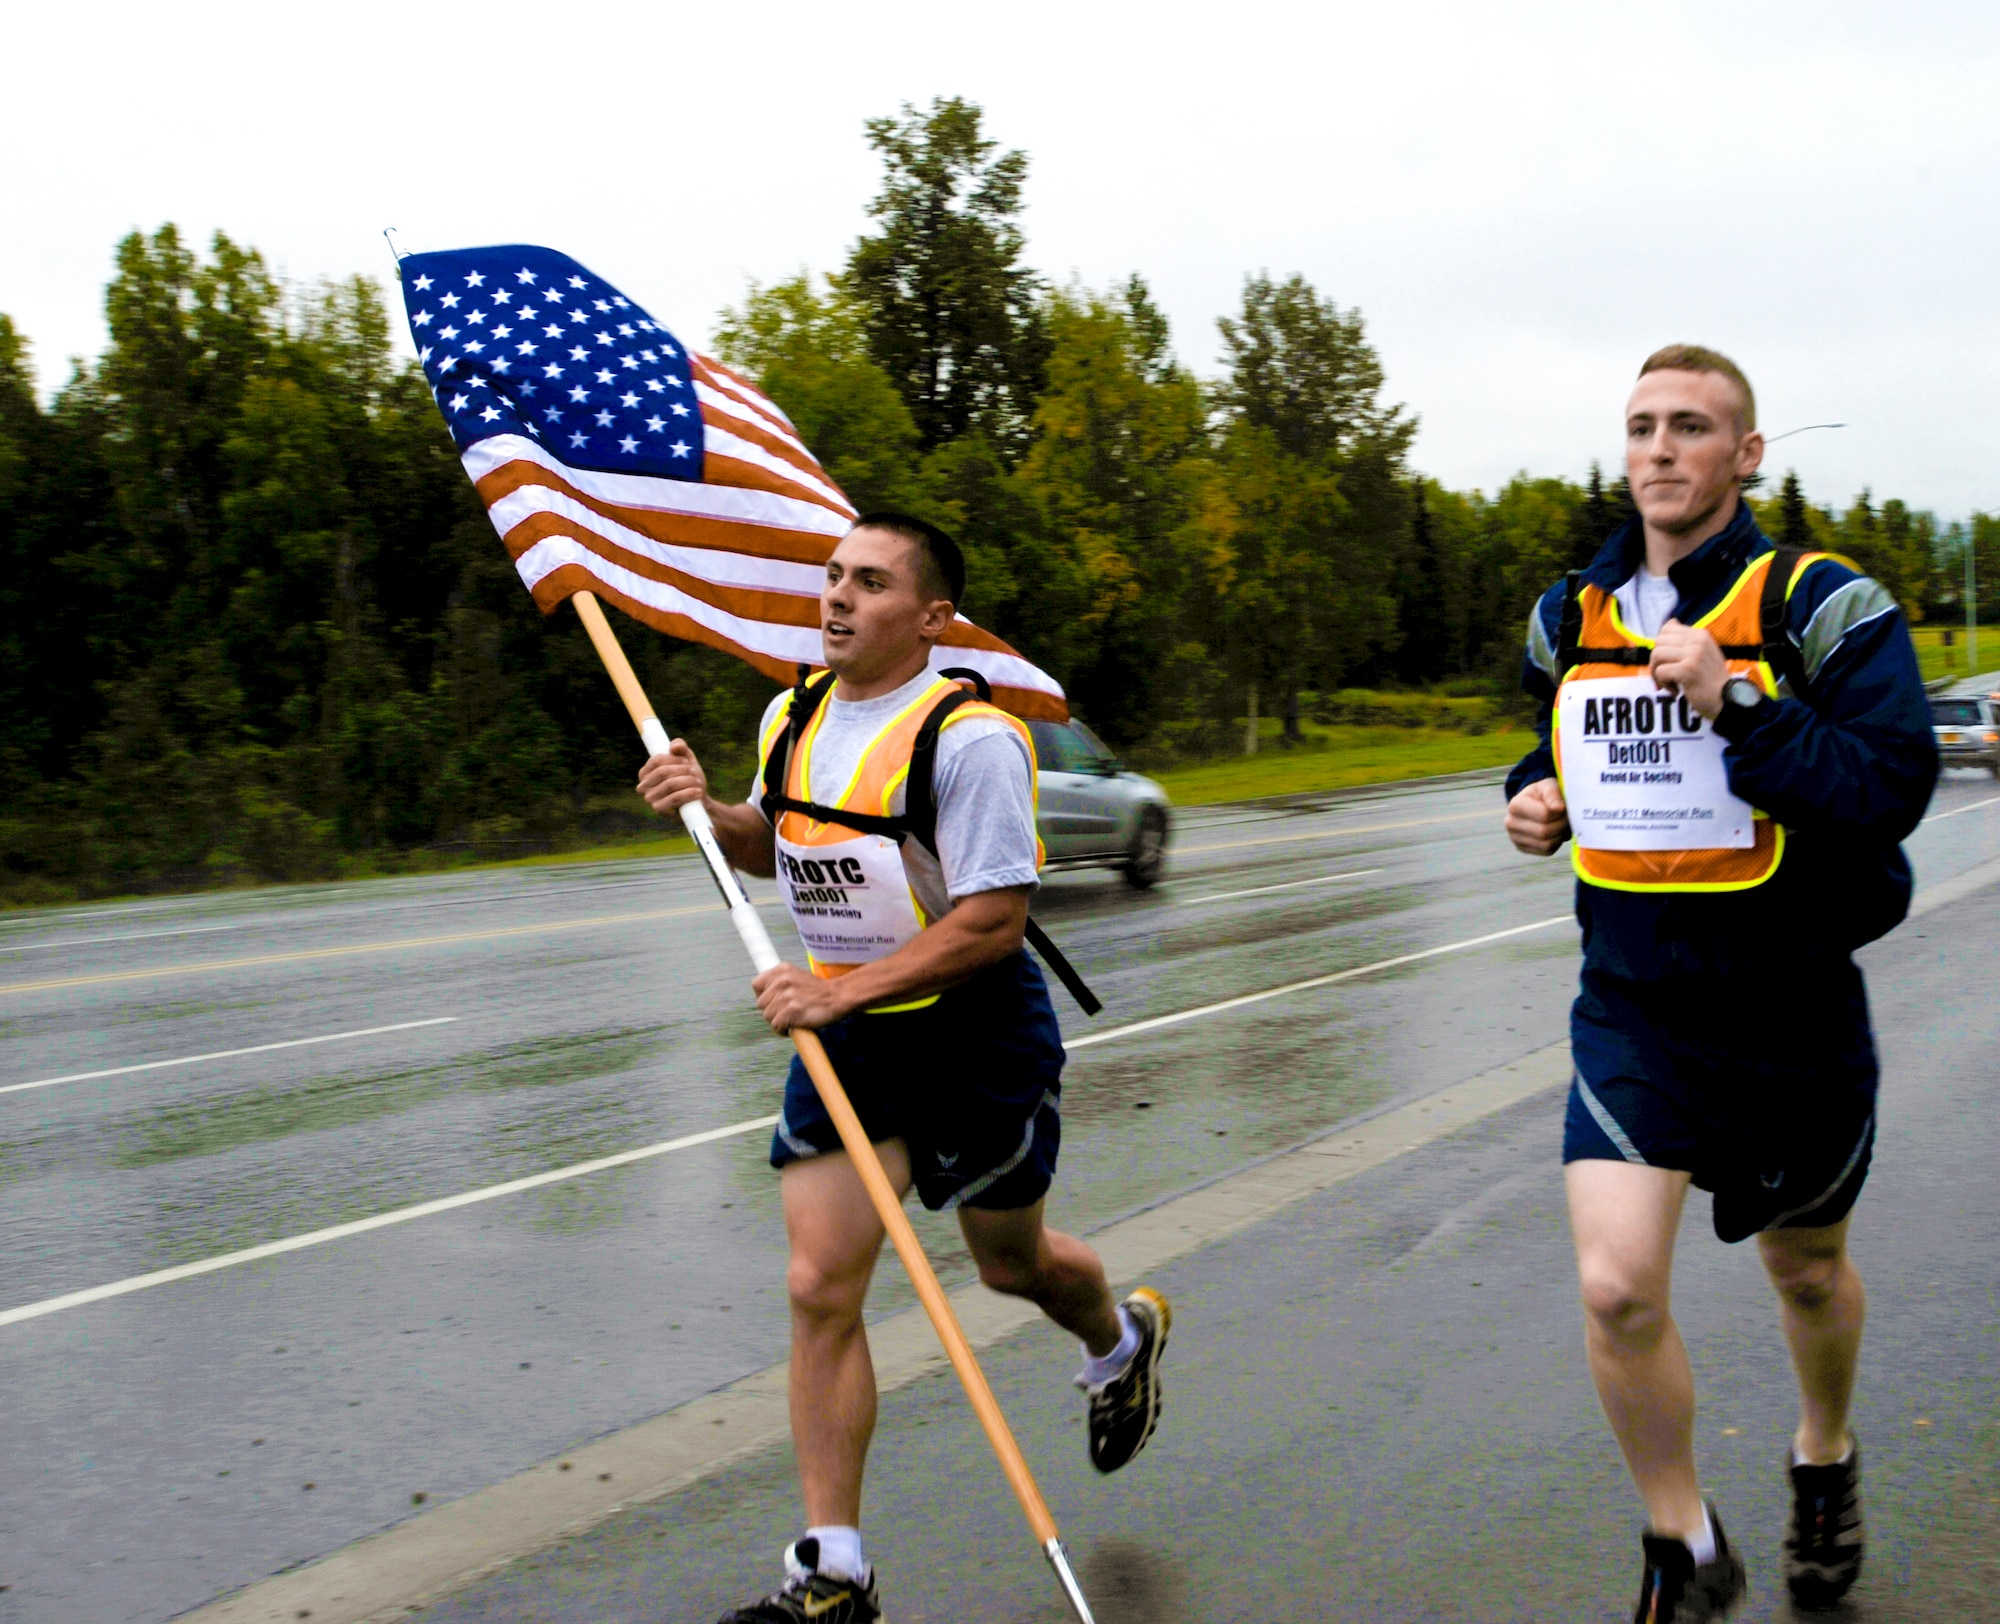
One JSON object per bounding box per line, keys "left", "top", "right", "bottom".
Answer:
{"left": 1553, "top": 549, "right": 1827, "bottom": 893}
{"left": 758, "top": 671, "right": 1042, "bottom": 1006}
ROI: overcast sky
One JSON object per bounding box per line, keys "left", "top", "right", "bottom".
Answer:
{"left": 8, "top": 1, "right": 1996, "bottom": 515}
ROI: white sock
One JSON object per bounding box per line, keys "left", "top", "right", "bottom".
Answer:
{"left": 1686, "top": 1506, "right": 1718, "bottom": 1567}
{"left": 1079, "top": 1306, "right": 1140, "bottom": 1386}
{"left": 803, "top": 1525, "right": 866, "bottom": 1583}
{"left": 1792, "top": 1440, "right": 1855, "bottom": 1467}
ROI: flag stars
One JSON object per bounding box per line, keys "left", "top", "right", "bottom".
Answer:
{"left": 412, "top": 310, "right": 433, "bottom": 327}
{"left": 440, "top": 292, "right": 460, "bottom": 308}
{"left": 670, "top": 441, "right": 692, "bottom": 457}
{"left": 449, "top": 393, "right": 469, "bottom": 411}
{"left": 569, "top": 431, "right": 588, "bottom": 447}
{"left": 515, "top": 268, "right": 537, "bottom": 283}
{"left": 594, "top": 368, "right": 613, "bottom": 384}
{"left": 491, "top": 323, "right": 512, "bottom": 339}
{"left": 439, "top": 325, "right": 460, "bottom": 340}
{"left": 594, "top": 409, "right": 613, "bottom": 426}
{"left": 463, "top": 340, "right": 485, "bottom": 355}
{"left": 618, "top": 324, "right": 635, "bottom": 337}
{"left": 567, "top": 276, "right": 586, "bottom": 288}
{"left": 412, "top": 274, "right": 434, "bottom": 291}
{"left": 544, "top": 407, "right": 563, "bottom": 422}
{"left": 593, "top": 299, "right": 610, "bottom": 312}
{"left": 569, "top": 385, "right": 589, "bottom": 402}
{"left": 639, "top": 348, "right": 656, "bottom": 362}
{"left": 542, "top": 363, "right": 563, "bottom": 378}
{"left": 645, "top": 379, "right": 665, "bottom": 393}
{"left": 519, "top": 306, "right": 538, "bottom": 320}
{"left": 594, "top": 331, "right": 615, "bottom": 346}
{"left": 620, "top": 391, "right": 639, "bottom": 407}
{"left": 490, "top": 359, "right": 512, "bottom": 375}
{"left": 468, "top": 375, "right": 488, "bottom": 390}
{"left": 645, "top": 415, "right": 665, "bottom": 432}
{"left": 569, "top": 346, "right": 588, "bottom": 361}
{"left": 618, "top": 436, "right": 638, "bottom": 453}
{"left": 466, "top": 309, "right": 486, "bottom": 325}
{"left": 568, "top": 308, "right": 590, "bottom": 324}
{"left": 545, "top": 287, "right": 565, "bottom": 303}
{"left": 619, "top": 355, "right": 639, "bottom": 370}
{"left": 517, "top": 341, "right": 538, "bottom": 355}
{"left": 544, "top": 325, "right": 563, "bottom": 338}
{"left": 670, "top": 401, "right": 690, "bottom": 417}
{"left": 613, "top": 297, "right": 629, "bottom": 309}
{"left": 492, "top": 289, "right": 512, "bottom": 305}
{"left": 465, "top": 271, "right": 486, "bottom": 287}
{"left": 480, "top": 406, "right": 502, "bottom": 422}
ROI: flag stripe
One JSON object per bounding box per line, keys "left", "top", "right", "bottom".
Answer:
{"left": 691, "top": 375, "right": 813, "bottom": 461}
{"left": 515, "top": 537, "right": 1066, "bottom": 712}
{"left": 465, "top": 436, "right": 849, "bottom": 543}
{"left": 700, "top": 415, "right": 853, "bottom": 513}
{"left": 693, "top": 355, "right": 797, "bottom": 433}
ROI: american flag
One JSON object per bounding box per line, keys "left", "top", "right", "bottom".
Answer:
{"left": 398, "top": 243, "right": 1066, "bottom": 720}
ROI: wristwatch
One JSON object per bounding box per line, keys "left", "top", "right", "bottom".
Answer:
{"left": 1721, "top": 676, "right": 1766, "bottom": 711}
{"left": 1713, "top": 675, "right": 1771, "bottom": 741}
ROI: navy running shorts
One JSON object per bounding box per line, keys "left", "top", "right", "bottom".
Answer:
{"left": 770, "top": 949, "right": 1065, "bottom": 1212}
{"left": 1564, "top": 961, "right": 1878, "bottom": 1244}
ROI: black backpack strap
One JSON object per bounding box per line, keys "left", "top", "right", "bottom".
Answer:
{"left": 905, "top": 668, "right": 1104, "bottom": 1017}
{"left": 1758, "top": 545, "right": 1809, "bottom": 696}
{"left": 1024, "top": 917, "right": 1102, "bottom": 1016}
{"left": 759, "top": 667, "right": 837, "bottom": 826}
{"left": 1554, "top": 571, "right": 1584, "bottom": 680}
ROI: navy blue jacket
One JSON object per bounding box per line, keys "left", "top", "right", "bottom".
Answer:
{"left": 1507, "top": 503, "right": 1938, "bottom": 981}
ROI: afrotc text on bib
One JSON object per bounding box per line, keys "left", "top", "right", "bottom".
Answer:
{"left": 774, "top": 829, "right": 926, "bottom": 967}
{"left": 1557, "top": 675, "right": 1754, "bottom": 851}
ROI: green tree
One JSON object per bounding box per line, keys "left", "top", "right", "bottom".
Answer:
{"left": 845, "top": 97, "right": 1050, "bottom": 456}
{"left": 1777, "top": 469, "right": 1813, "bottom": 550}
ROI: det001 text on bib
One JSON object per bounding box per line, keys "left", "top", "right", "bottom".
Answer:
{"left": 775, "top": 831, "right": 926, "bottom": 964}
{"left": 1558, "top": 675, "right": 1753, "bottom": 850}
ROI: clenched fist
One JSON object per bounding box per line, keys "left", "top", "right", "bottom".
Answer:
{"left": 1505, "top": 777, "right": 1571, "bottom": 857}
{"left": 636, "top": 739, "right": 711, "bottom": 819}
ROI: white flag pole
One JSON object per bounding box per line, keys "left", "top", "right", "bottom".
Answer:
{"left": 569, "top": 590, "right": 1096, "bottom": 1624}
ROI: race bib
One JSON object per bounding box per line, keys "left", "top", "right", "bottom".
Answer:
{"left": 1557, "top": 675, "right": 1754, "bottom": 850}
{"left": 774, "top": 831, "right": 926, "bottom": 966}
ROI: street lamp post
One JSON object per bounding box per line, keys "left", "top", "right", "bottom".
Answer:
{"left": 1968, "top": 524, "right": 1978, "bottom": 677}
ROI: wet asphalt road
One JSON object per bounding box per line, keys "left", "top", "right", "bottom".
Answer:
{"left": 1, "top": 769, "right": 1996, "bottom": 1622}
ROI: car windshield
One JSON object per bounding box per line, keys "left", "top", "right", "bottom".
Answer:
{"left": 1932, "top": 700, "right": 1981, "bottom": 726}
{"left": 1027, "top": 720, "right": 1099, "bottom": 773}
{"left": 1068, "top": 719, "right": 1119, "bottom": 768}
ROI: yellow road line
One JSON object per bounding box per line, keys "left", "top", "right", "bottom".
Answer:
{"left": 0, "top": 904, "right": 721, "bottom": 997}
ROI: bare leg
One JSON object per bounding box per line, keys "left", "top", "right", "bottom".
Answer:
{"left": 781, "top": 1141, "right": 912, "bottom": 1527}
{"left": 1566, "top": 1159, "right": 1706, "bottom": 1541}
{"left": 1758, "top": 1217, "right": 1865, "bottom": 1465}
{"left": 958, "top": 1199, "right": 1122, "bottom": 1355}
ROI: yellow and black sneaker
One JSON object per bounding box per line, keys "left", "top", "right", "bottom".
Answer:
{"left": 715, "top": 1539, "right": 881, "bottom": 1624}
{"left": 1633, "top": 1507, "right": 1746, "bottom": 1623}
{"left": 1784, "top": 1442, "right": 1864, "bottom": 1611}
{"left": 1077, "top": 1287, "right": 1172, "bottom": 1474}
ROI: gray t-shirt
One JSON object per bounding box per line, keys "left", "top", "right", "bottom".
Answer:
{"left": 1615, "top": 567, "right": 1680, "bottom": 639}
{"left": 748, "top": 669, "right": 1040, "bottom": 921}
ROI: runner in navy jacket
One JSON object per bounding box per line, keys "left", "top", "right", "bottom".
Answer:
{"left": 1501, "top": 345, "right": 1936, "bottom": 1622}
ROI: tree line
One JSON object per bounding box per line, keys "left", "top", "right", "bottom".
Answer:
{"left": 1, "top": 97, "right": 1989, "bottom": 902}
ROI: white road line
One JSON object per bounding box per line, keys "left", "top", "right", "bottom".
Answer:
{"left": 1067, "top": 915, "right": 1576, "bottom": 1049}
{"left": 1926, "top": 794, "right": 2000, "bottom": 823}
{"left": 0, "top": 1115, "right": 780, "bottom": 1330}
{"left": 1178, "top": 807, "right": 1491, "bottom": 856}
{"left": 0, "top": 920, "right": 259, "bottom": 956}
{"left": 1173, "top": 868, "right": 1383, "bottom": 907}
{"left": 0, "top": 1018, "right": 463, "bottom": 1098}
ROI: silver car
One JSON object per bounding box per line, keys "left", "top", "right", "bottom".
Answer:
{"left": 1027, "top": 718, "right": 1172, "bottom": 888}
{"left": 1931, "top": 695, "right": 2000, "bottom": 776}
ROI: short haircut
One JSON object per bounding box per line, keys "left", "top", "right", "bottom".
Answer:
{"left": 1637, "top": 344, "right": 1757, "bottom": 433}
{"left": 849, "top": 511, "right": 965, "bottom": 607}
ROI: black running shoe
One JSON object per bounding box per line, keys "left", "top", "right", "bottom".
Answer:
{"left": 715, "top": 1539, "right": 881, "bottom": 1624}
{"left": 1076, "top": 1286, "right": 1171, "bottom": 1473}
{"left": 1785, "top": 1442, "right": 1864, "bottom": 1611}
{"left": 1632, "top": 1507, "right": 1747, "bottom": 1623}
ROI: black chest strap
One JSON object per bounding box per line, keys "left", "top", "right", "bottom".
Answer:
{"left": 1556, "top": 547, "right": 1811, "bottom": 694}
{"left": 756, "top": 667, "right": 1101, "bottom": 1016}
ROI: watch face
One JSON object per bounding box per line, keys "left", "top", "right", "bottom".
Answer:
{"left": 1725, "top": 677, "right": 1762, "bottom": 707}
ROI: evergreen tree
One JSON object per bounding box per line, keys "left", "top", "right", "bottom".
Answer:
{"left": 1394, "top": 478, "right": 1448, "bottom": 683}
{"left": 845, "top": 97, "right": 1050, "bottom": 457}
{"left": 1778, "top": 469, "right": 1812, "bottom": 549}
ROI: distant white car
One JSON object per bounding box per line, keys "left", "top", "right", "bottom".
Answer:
{"left": 1026, "top": 718, "right": 1172, "bottom": 889}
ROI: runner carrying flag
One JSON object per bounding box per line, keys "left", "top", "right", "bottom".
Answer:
{"left": 640, "top": 513, "right": 1170, "bottom": 1624}
{"left": 1504, "top": 347, "right": 1936, "bottom": 1622}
